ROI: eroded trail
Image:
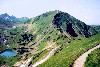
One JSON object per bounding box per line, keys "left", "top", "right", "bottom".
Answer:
{"left": 73, "top": 44, "right": 100, "bottom": 67}
{"left": 20, "top": 56, "right": 33, "bottom": 67}
{"left": 32, "top": 46, "right": 58, "bottom": 67}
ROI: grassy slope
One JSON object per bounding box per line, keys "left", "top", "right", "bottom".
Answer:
{"left": 1, "top": 10, "right": 100, "bottom": 67}
{"left": 0, "top": 11, "right": 58, "bottom": 66}
{"left": 0, "top": 26, "right": 26, "bottom": 51}
{"left": 38, "top": 33, "right": 100, "bottom": 67}
{"left": 31, "top": 11, "right": 69, "bottom": 51}
{"left": 30, "top": 49, "right": 48, "bottom": 64}
{"left": 0, "top": 54, "right": 22, "bottom": 66}
{"left": 28, "top": 11, "right": 70, "bottom": 66}
{"left": 38, "top": 41, "right": 47, "bottom": 51}
{"left": 85, "top": 48, "right": 100, "bottom": 67}
{"left": 6, "top": 26, "right": 26, "bottom": 48}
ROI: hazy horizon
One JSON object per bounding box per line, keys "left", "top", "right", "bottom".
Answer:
{"left": 0, "top": 0, "right": 100, "bottom": 25}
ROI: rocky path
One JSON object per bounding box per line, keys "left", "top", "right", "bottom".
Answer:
{"left": 32, "top": 46, "right": 59, "bottom": 67}
{"left": 73, "top": 44, "right": 100, "bottom": 67}
{"left": 20, "top": 56, "right": 33, "bottom": 67}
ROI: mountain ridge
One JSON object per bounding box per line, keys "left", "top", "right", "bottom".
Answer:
{"left": 31, "top": 10, "right": 99, "bottom": 38}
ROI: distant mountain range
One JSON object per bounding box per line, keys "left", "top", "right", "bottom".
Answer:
{"left": 0, "top": 13, "right": 29, "bottom": 22}
{"left": 0, "top": 13, "right": 29, "bottom": 29}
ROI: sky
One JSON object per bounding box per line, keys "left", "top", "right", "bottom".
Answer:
{"left": 0, "top": 0, "right": 100, "bottom": 25}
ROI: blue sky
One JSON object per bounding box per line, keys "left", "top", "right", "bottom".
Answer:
{"left": 0, "top": 0, "right": 100, "bottom": 25}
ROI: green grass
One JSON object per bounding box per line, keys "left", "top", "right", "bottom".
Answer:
{"left": 0, "top": 54, "right": 22, "bottom": 66}
{"left": 38, "top": 33, "right": 100, "bottom": 67}
{"left": 56, "top": 36, "right": 68, "bottom": 45}
{"left": 30, "top": 49, "right": 48, "bottom": 64}
{"left": 30, "top": 11, "right": 57, "bottom": 39}
{"left": 38, "top": 41, "right": 47, "bottom": 51}
{"left": 85, "top": 48, "right": 100, "bottom": 67}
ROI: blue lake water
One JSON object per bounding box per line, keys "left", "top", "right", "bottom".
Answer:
{"left": 0, "top": 50, "right": 17, "bottom": 57}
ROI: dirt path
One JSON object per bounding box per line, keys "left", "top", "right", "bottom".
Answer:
{"left": 73, "top": 44, "right": 100, "bottom": 67}
{"left": 32, "top": 46, "right": 59, "bottom": 67}
{"left": 20, "top": 56, "right": 33, "bottom": 67}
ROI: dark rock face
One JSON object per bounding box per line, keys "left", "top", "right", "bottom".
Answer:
{"left": 17, "top": 47, "right": 29, "bottom": 54}
{"left": 17, "top": 33, "right": 35, "bottom": 46}
{"left": 53, "top": 12, "right": 70, "bottom": 28}
{"left": 66, "top": 23, "right": 78, "bottom": 37}
{"left": 21, "top": 33, "right": 33, "bottom": 41}
{"left": 52, "top": 12, "right": 98, "bottom": 37}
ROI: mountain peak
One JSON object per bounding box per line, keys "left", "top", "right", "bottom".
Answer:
{"left": 52, "top": 11, "right": 98, "bottom": 37}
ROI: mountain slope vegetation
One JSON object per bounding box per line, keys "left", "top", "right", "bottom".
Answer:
{"left": 85, "top": 48, "right": 100, "bottom": 67}
{"left": 0, "top": 10, "right": 100, "bottom": 67}
{"left": 38, "top": 33, "right": 100, "bottom": 67}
